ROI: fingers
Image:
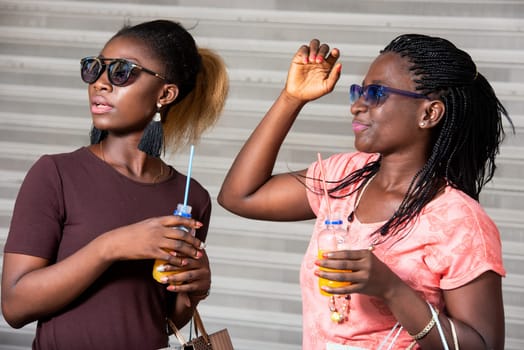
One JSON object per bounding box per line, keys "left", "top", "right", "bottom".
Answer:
{"left": 315, "top": 249, "right": 393, "bottom": 297}
{"left": 296, "top": 38, "right": 340, "bottom": 65}
{"left": 160, "top": 239, "right": 204, "bottom": 260}
{"left": 322, "top": 249, "right": 369, "bottom": 260}
{"left": 158, "top": 215, "right": 206, "bottom": 253}
{"left": 161, "top": 266, "right": 200, "bottom": 285}
{"left": 315, "top": 249, "right": 371, "bottom": 283}
{"left": 160, "top": 262, "right": 211, "bottom": 296}
{"left": 326, "top": 48, "right": 342, "bottom": 85}
{"left": 315, "top": 263, "right": 370, "bottom": 295}
{"left": 157, "top": 250, "right": 209, "bottom": 279}
{"left": 161, "top": 214, "right": 203, "bottom": 235}
{"left": 319, "top": 249, "right": 369, "bottom": 269}
{"left": 307, "top": 39, "right": 322, "bottom": 63}
{"left": 156, "top": 254, "right": 190, "bottom": 270}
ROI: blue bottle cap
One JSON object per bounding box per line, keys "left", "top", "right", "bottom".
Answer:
{"left": 324, "top": 219, "right": 343, "bottom": 225}
{"left": 174, "top": 203, "right": 192, "bottom": 218}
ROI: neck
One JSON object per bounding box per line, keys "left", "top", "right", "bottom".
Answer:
{"left": 375, "top": 154, "right": 426, "bottom": 193}
{"left": 97, "top": 139, "right": 165, "bottom": 183}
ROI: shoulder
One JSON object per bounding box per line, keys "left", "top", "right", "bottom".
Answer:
{"left": 425, "top": 186, "right": 497, "bottom": 232}
{"left": 169, "top": 168, "right": 210, "bottom": 199}
{"left": 168, "top": 169, "right": 212, "bottom": 212}
{"left": 30, "top": 147, "right": 91, "bottom": 171}
{"left": 45, "top": 147, "right": 93, "bottom": 166}
{"left": 421, "top": 186, "right": 506, "bottom": 287}
{"left": 21, "top": 148, "right": 92, "bottom": 191}
{"left": 420, "top": 185, "right": 503, "bottom": 269}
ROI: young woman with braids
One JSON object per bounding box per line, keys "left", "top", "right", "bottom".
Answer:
{"left": 218, "top": 34, "right": 511, "bottom": 349}
{"left": 2, "top": 20, "right": 228, "bottom": 349}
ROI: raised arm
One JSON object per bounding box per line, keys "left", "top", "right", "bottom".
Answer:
{"left": 218, "top": 39, "right": 342, "bottom": 221}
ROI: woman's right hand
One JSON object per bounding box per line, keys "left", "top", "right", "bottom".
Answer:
{"left": 1, "top": 215, "right": 205, "bottom": 328}
{"left": 285, "top": 39, "right": 342, "bottom": 102}
{"left": 103, "top": 215, "right": 205, "bottom": 263}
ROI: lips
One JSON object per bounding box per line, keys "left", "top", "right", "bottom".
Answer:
{"left": 90, "top": 96, "right": 113, "bottom": 114}
{"left": 352, "top": 120, "right": 369, "bottom": 133}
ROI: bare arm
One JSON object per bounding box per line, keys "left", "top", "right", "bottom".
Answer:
{"left": 218, "top": 39, "right": 342, "bottom": 221}
{"left": 1, "top": 215, "right": 205, "bottom": 328}
{"left": 320, "top": 249, "right": 504, "bottom": 349}
{"left": 387, "top": 270, "right": 504, "bottom": 349}
{"left": 442, "top": 271, "right": 504, "bottom": 349}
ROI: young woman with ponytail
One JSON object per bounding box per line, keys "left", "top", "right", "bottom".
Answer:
{"left": 2, "top": 19, "right": 228, "bottom": 349}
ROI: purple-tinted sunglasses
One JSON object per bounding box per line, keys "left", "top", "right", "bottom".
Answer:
{"left": 350, "top": 84, "right": 430, "bottom": 107}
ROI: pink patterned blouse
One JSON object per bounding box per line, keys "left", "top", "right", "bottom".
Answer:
{"left": 302, "top": 152, "right": 505, "bottom": 350}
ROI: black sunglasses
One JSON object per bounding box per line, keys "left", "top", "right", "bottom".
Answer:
{"left": 80, "top": 56, "right": 165, "bottom": 86}
{"left": 350, "top": 84, "right": 430, "bottom": 107}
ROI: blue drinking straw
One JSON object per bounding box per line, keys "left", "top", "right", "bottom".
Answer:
{"left": 183, "top": 145, "right": 195, "bottom": 208}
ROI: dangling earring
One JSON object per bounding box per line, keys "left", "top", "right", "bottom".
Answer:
{"left": 90, "top": 126, "right": 107, "bottom": 145}
{"left": 138, "top": 103, "right": 164, "bottom": 157}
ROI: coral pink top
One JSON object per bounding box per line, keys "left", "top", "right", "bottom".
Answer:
{"left": 302, "top": 152, "right": 505, "bottom": 350}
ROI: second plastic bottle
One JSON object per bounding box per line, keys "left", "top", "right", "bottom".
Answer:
{"left": 317, "top": 215, "right": 351, "bottom": 296}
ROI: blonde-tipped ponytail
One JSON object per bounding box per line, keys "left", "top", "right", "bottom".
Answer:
{"left": 163, "top": 47, "right": 229, "bottom": 152}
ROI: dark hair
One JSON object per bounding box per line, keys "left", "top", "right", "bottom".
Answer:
{"left": 109, "top": 20, "right": 229, "bottom": 151}
{"left": 323, "top": 34, "right": 513, "bottom": 236}
{"left": 112, "top": 19, "right": 201, "bottom": 103}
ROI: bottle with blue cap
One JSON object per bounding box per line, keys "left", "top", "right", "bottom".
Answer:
{"left": 317, "top": 213, "right": 350, "bottom": 296}
{"left": 152, "top": 203, "right": 193, "bottom": 283}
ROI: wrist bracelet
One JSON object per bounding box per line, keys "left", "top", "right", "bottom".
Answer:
{"left": 409, "top": 317, "right": 436, "bottom": 340}
{"left": 409, "top": 303, "right": 439, "bottom": 340}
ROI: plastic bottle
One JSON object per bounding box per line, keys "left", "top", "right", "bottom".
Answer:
{"left": 152, "top": 203, "right": 193, "bottom": 283}
{"left": 317, "top": 215, "right": 351, "bottom": 296}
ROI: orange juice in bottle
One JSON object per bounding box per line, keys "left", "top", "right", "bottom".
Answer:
{"left": 152, "top": 203, "right": 192, "bottom": 284}
{"left": 317, "top": 216, "right": 351, "bottom": 296}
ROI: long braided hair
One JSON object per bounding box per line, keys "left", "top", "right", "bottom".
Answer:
{"left": 324, "top": 34, "right": 512, "bottom": 236}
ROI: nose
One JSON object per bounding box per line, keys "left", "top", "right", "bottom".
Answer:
{"left": 350, "top": 96, "right": 368, "bottom": 115}
{"left": 92, "top": 69, "right": 113, "bottom": 92}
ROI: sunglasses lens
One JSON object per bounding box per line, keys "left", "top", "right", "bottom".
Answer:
{"left": 349, "top": 84, "right": 361, "bottom": 104}
{"left": 81, "top": 58, "right": 102, "bottom": 84}
{"left": 108, "top": 60, "right": 132, "bottom": 86}
{"left": 365, "top": 85, "right": 381, "bottom": 106}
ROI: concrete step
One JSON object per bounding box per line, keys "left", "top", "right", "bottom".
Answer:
{"left": 9, "top": 0, "right": 520, "bottom": 18}
{"left": 1, "top": 1, "right": 523, "bottom": 49}
{"left": 2, "top": 27, "right": 524, "bottom": 81}
{"left": 197, "top": 303, "right": 301, "bottom": 346}
{"left": 1, "top": 47, "right": 523, "bottom": 111}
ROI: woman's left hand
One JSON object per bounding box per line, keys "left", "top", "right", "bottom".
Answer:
{"left": 315, "top": 249, "right": 403, "bottom": 299}
{"left": 161, "top": 249, "right": 211, "bottom": 305}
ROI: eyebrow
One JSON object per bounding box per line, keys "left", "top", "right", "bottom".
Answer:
{"left": 97, "top": 55, "right": 142, "bottom": 64}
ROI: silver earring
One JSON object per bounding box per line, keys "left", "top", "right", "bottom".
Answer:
{"left": 419, "top": 121, "right": 426, "bottom": 127}
{"left": 153, "top": 103, "right": 161, "bottom": 122}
